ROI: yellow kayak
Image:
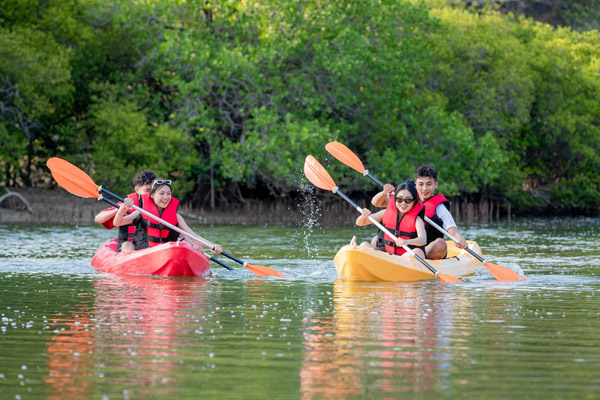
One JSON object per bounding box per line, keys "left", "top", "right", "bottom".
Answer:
{"left": 333, "top": 239, "right": 483, "bottom": 282}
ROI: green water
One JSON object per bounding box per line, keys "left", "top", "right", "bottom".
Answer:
{"left": 1, "top": 218, "right": 599, "bottom": 399}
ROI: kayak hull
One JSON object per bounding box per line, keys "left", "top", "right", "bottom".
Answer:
{"left": 91, "top": 239, "right": 211, "bottom": 277}
{"left": 333, "top": 240, "right": 482, "bottom": 282}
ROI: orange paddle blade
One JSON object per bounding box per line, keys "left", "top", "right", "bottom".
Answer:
{"left": 246, "top": 263, "right": 286, "bottom": 278}
{"left": 437, "top": 273, "right": 462, "bottom": 283}
{"left": 484, "top": 262, "right": 522, "bottom": 281}
{"left": 304, "top": 155, "right": 337, "bottom": 191}
{"left": 325, "top": 141, "right": 366, "bottom": 174}
{"left": 46, "top": 157, "right": 101, "bottom": 199}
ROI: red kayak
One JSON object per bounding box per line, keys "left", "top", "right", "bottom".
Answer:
{"left": 91, "top": 239, "right": 211, "bottom": 277}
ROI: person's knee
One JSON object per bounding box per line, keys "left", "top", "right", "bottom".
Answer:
{"left": 412, "top": 248, "right": 425, "bottom": 258}
{"left": 426, "top": 239, "right": 447, "bottom": 259}
{"left": 370, "top": 235, "right": 378, "bottom": 247}
{"left": 120, "top": 241, "right": 135, "bottom": 253}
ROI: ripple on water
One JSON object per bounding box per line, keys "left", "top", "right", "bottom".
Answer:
{"left": 2, "top": 220, "right": 600, "bottom": 398}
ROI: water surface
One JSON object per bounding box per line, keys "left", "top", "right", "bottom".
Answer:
{"left": 1, "top": 218, "right": 599, "bottom": 399}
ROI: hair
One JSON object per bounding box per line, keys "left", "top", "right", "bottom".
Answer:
{"left": 150, "top": 179, "right": 172, "bottom": 195}
{"left": 395, "top": 180, "right": 418, "bottom": 203}
{"left": 133, "top": 170, "right": 157, "bottom": 187}
{"left": 414, "top": 165, "right": 438, "bottom": 181}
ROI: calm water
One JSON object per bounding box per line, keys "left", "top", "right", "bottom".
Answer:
{"left": 1, "top": 218, "right": 599, "bottom": 399}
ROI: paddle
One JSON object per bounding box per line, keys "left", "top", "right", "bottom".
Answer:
{"left": 325, "top": 141, "right": 521, "bottom": 282}
{"left": 46, "top": 157, "right": 284, "bottom": 278}
{"left": 174, "top": 240, "right": 233, "bottom": 270}
{"left": 303, "top": 155, "right": 462, "bottom": 283}
{"left": 205, "top": 253, "right": 234, "bottom": 270}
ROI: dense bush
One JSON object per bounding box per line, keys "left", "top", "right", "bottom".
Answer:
{"left": 1, "top": 0, "right": 598, "bottom": 213}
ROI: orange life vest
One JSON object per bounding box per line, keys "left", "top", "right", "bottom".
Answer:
{"left": 382, "top": 194, "right": 425, "bottom": 255}
{"left": 140, "top": 193, "right": 180, "bottom": 246}
{"left": 422, "top": 194, "right": 450, "bottom": 244}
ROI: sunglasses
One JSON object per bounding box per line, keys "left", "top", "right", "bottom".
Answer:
{"left": 152, "top": 179, "right": 172, "bottom": 189}
{"left": 395, "top": 197, "right": 414, "bottom": 204}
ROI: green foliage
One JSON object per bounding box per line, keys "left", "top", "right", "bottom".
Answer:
{"left": 0, "top": 26, "right": 73, "bottom": 120}
{"left": 1, "top": 0, "right": 599, "bottom": 214}
{"left": 88, "top": 89, "right": 196, "bottom": 196}
{"left": 422, "top": 3, "right": 600, "bottom": 210}
{"left": 0, "top": 123, "right": 27, "bottom": 184}
{"left": 563, "top": 0, "right": 600, "bottom": 32}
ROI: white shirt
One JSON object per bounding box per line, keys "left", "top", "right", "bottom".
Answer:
{"left": 435, "top": 203, "right": 457, "bottom": 230}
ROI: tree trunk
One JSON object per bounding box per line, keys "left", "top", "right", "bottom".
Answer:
{"left": 209, "top": 142, "right": 215, "bottom": 209}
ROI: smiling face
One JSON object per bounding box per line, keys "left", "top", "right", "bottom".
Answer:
{"left": 150, "top": 185, "right": 172, "bottom": 210}
{"left": 415, "top": 176, "right": 438, "bottom": 202}
{"left": 394, "top": 189, "right": 416, "bottom": 214}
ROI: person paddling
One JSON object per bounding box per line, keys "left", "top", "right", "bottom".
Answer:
{"left": 94, "top": 170, "right": 156, "bottom": 252}
{"left": 113, "top": 179, "right": 223, "bottom": 254}
{"left": 356, "top": 180, "right": 427, "bottom": 258}
{"left": 372, "top": 165, "right": 467, "bottom": 259}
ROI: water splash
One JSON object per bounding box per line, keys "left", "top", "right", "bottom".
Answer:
{"left": 292, "top": 174, "right": 324, "bottom": 258}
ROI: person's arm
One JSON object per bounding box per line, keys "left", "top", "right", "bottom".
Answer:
{"left": 437, "top": 204, "right": 468, "bottom": 249}
{"left": 95, "top": 207, "right": 118, "bottom": 224}
{"left": 356, "top": 209, "right": 385, "bottom": 226}
{"left": 394, "top": 217, "right": 427, "bottom": 248}
{"left": 371, "top": 183, "right": 395, "bottom": 208}
{"left": 176, "top": 214, "right": 223, "bottom": 253}
{"left": 447, "top": 226, "right": 467, "bottom": 249}
{"left": 113, "top": 198, "right": 139, "bottom": 226}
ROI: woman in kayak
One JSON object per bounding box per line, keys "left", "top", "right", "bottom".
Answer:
{"left": 114, "top": 179, "right": 223, "bottom": 254}
{"left": 356, "top": 180, "right": 427, "bottom": 258}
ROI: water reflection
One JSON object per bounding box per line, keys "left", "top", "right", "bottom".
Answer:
{"left": 2, "top": 219, "right": 600, "bottom": 399}
{"left": 45, "top": 302, "right": 95, "bottom": 400}
{"left": 44, "top": 276, "right": 213, "bottom": 399}
{"left": 301, "top": 281, "right": 458, "bottom": 397}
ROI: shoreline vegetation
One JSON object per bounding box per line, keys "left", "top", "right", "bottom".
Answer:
{"left": 0, "top": 187, "right": 525, "bottom": 227}
{"left": 2, "top": 0, "right": 599, "bottom": 216}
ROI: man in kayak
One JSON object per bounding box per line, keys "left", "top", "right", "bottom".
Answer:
{"left": 357, "top": 180, "right": 427, "bottom": 258}
{"left": 371, "top": 165, "right": 467, "bottom": 259}
{"left": 94, "top": 170, "right": 156, "bottom": 251}
{"left": 114, "top": 179, "right": 223, "bottom": 254}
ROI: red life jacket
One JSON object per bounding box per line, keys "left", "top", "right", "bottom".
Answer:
{"left": 116, "top": 193, "right": 144, "bottom": 251}
{"left": 382, "top": 193, "right": 425, "bottom": 256}
{"left": 101, "top": 209, "right": 116, "bottom": 230}
{"left": 140, "top": 193, "right": 180, "bottom": 247}
{"left": 422, "top": 194, "right": 450, "bottom": 244}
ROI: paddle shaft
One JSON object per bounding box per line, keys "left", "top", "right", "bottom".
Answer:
{"left": 364, "top": 171, "right": 385, "bottom": 187}
{"left": 332, "top": 187, "right": 443, "bottom": 277}
{"left": 420, "top": 215, "right": 486, "bottom": 263}
{"left": 205, "top": 253, "right": 234, "bottom": 270}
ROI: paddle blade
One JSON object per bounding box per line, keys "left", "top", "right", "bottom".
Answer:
{"left": 304, "top": 155, "right": 337, "bottom": 191}
{"left": 325, "top": 141, "right": 366, "bottom": 174}
{"left": 437, "top": 273, "right": 463, "bottom": 283}
{"left": 484, "top": 261, "right": 522, "bottom": 281}
{"left": 46, "top": 157, "right": 101, "bottom": 199}
{"left": 246, "top": 263, "right": 286, "bottom": 278}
